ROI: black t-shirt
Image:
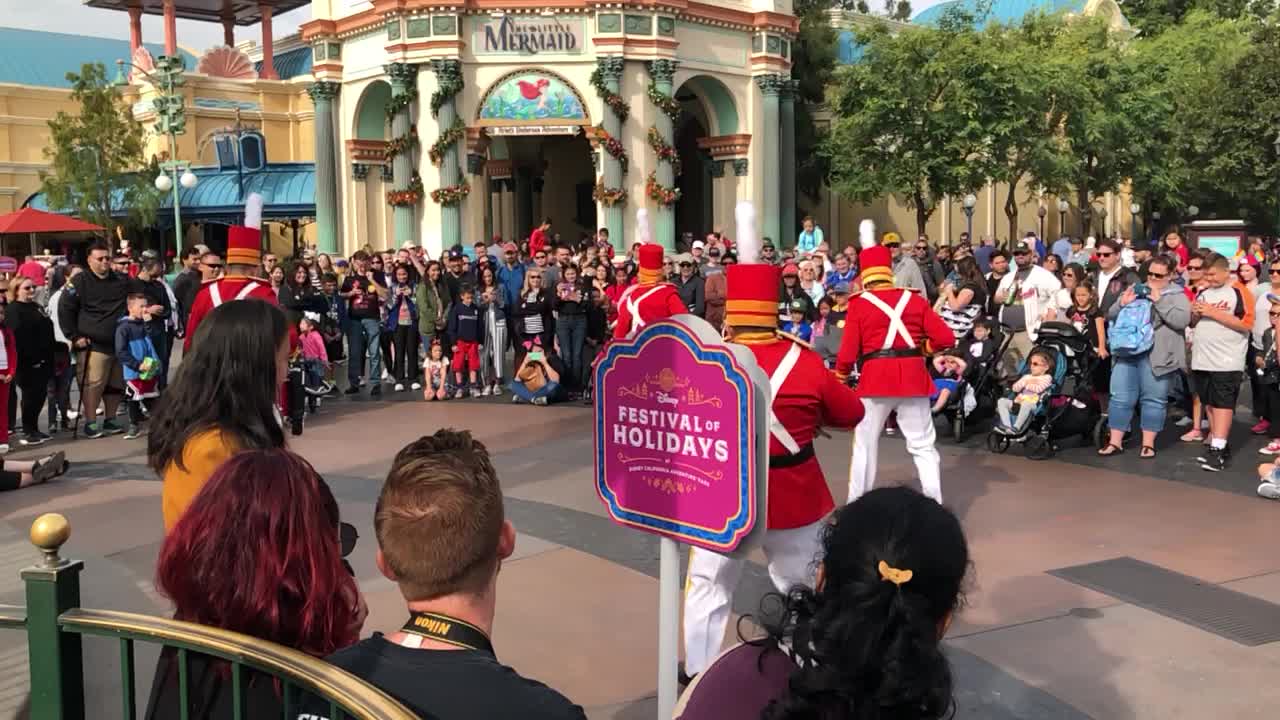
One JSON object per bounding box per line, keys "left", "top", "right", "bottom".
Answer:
{"left": 296, "top": 634, "right": 585, "bottom": 720}
{"left": 341, "top": 271, "right": 386, "bottom": 320}
{"left": 147, "top": 647, "right": 282, "bottom": 720}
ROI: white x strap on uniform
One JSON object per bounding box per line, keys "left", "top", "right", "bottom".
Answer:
{"left": 209, "top": 282, "right": 261, "bottom": 308}
{"left": 862, "top": 291, "right": 915, "bottom": 350}
{"left": 620, "top": 285, "right": 665, "bottom": 333}
{"left": 767, "top": 342, "right": 803, "bottom": 454}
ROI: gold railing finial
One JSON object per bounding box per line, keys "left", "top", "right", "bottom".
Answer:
{"left": 30, "top": 513, "right": 70, "bottom": 568}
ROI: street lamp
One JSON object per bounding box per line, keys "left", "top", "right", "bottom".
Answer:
{"left": 1129, "top": 201, "right": 1141, "bottom": 246}
{"left": 962, "top": 193, "right": 977, "bottom": 240}
{"left": 1057, "top": 198, "right": 1069, "bottom": 237}
{"left": 1037, "top": 205, "right": 1047, "bottom": 241}
{"left": 116, "top": 56, "right": 195, "bottom": 259}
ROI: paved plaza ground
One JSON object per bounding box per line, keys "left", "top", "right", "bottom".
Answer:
{"left": 2, "top": 393, "right": 1279, "bottom": 719}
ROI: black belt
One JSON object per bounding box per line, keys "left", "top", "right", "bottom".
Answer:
{"left": 769, "top": 443, "right": 815, "bottom": 469}
{"left": 859, "top": 347, "right": 923, "bottom": 364}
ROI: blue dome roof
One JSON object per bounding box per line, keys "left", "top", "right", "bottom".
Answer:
{"left": 913, "top": 0, "right": 1086, "bottom": 27}
{"left": 836, "top": 30, "right": 865, "bottom": 64}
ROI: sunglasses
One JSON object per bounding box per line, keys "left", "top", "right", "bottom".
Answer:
{"left": 1096, "top": 251, "right": 1115, "bottom": 257}
{"left": 1147, "top": 271, "right": 1167, "bottom": 279}
{"left": 339, "top": 521, "right": 358, "bottom": 558}
{"left": 202, "top": 262, "right": 224, "bottom": 269}
{"left": 1269, "top": 268, "right": 1280, "bottom": 275}
{"left": 1188, "top": 265, "right": 1204, "bottom": 271}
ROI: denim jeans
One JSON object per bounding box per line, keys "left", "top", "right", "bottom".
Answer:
{"left": 346, "top": 318, "right": 382, "bottom": 386}
{"left": 556, "top": 314, "right": 587, "bottom": 390}
{"left": 1108, "top": 354, "right": 1171, "bottom": 433}
{"left": 510, "top": 380, "right": 559, "bottom": 403}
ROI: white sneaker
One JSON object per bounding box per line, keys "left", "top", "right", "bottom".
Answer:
{"left": 480, "top": 386, "right": 493, "bottom": 396}
{"left": 1174, "top": 416, "right": 1193, "bottom": 427}
{"left": 395, "top": 383, "right": 405, "bottom": 392}
{"left": 1260, "top": 440, "right": 1280, "bottom": 455}
{"left": 1257, "top": 482, "right": 1280, "bottom": 500}
{"left": 0, "top": 444, "right": 9, "bottom": 454}
{"left": 411, "top": 382, "right": 422, "bottom": 390}
{"left": 66, "top": 410, "right": 79, "bottom": 420}
{"left": 382, "top": 370, "right": 391, "bottom": 381}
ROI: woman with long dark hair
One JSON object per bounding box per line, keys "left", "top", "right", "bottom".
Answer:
{"left": 5, "top": 277, "right": 55, "bottom": 445}
{"left": 145, "top": 448, "right": 363, "bottom": 718}
{"left": 675, "top": 486, "right": 969, "bottom": 720}
{"left": 277, "top": 262, "right": 326, "bottom": 327}
{"left": 148, "top": 299, "right": 289, "bottom": 531}
{"left": 935, "top": 256, "right": 988, "bottom": 341}
{"left": 415, "top": 260, "right": 452, "bottom": 355}
{"left": 477, "top": 264, "right": 507, "bottom": 395}
{"left": 385, "top": 263, "right": 420, "bottom": 392}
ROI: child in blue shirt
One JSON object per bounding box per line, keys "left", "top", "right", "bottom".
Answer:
{"left": 781, "top": 301, "right": 812, "bottom": 343}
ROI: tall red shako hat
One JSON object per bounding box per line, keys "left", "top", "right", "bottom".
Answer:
{"left": 636, "top": 244, "right": 664, "bottom": 285}
{"left": 226, "top": 193, "right": 264, "bottom": 267}
{"left": 725, "top": 201, "right": 780, "bottom": 329}
{"left": 857, "top": 218, "right": 893, "bottom": 287}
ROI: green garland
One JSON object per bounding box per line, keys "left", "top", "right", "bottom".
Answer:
{"left": 645, "top": 172, "right": 680, "bottom": 207}
{"left": 430, "top": 181, "right": 471, "bottom": 207}
{"left": 646, "top": 126, "right": 682, "bottom": 176}
{"left": 430, "top": 74, "right": 464, "bottom": 118}
{"left": 429, "top": 118, "right": 466, "bottom": 166}
{"left": 593, "top": 179, "right": 628, "bottom": 208}
{"left": 647, "top": 83, "right": 681, "bottom": 122}
{"left": 594, "top": 125, "right": 629, "bottom": 175}
{"left": 385, "top": 88, "right": 417, "bottom": 119}
{"left": 385, "top": 126, "right": 419, "bottom": 162}
{"left": 387, "top": 172, "right": 424, "bottom": 207}
{"left": 589, "top": 68, "right": 631, "bottom": 123}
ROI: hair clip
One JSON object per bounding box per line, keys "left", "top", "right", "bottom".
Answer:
{"left": 878, "top": 560, "right": 913, "bottom": 587}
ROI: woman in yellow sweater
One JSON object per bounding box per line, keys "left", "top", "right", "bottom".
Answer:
{"left": 147, "top": 299, "right": 290, "bottom": 531}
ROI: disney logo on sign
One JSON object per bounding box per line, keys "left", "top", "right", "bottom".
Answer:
{"left": 478, "top": 15, "right": 583, "bottom": 55}
{"left": 655, "top": 391, "right": 680, "bottom": 408}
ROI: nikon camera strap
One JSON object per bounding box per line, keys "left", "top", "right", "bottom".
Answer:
{"left": 398, "top": 611, "right": 494, "bottom": 654}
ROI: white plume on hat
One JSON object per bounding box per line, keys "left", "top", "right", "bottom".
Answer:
{"left": 859, "top": 219, "right": 877, "bottom": 249}
{"left": 635, "top": 208, "right": 651, "bottom": 247}
{"left": 244, "top": 192, "right": 264, "bottom": 229}
{"left": 735, "top": 201, "right": 759, "bottom": 263}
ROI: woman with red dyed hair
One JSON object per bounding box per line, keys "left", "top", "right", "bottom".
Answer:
{"left": 144, "top": 449, "right": 365, "bottom": 719}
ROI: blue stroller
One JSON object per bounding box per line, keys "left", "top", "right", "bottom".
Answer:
{"left": 985, "top": 322, "right": 1105, "bottom": 460}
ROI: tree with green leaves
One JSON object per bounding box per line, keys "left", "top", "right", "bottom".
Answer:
{"left": 821, "top": 13, "right": 992, "bottom": 236}
{"left": 40, "top": 63, "right": 158, "bottom": 236}
{"left": 792, "top": 0, "right": 841, "bottom": 207}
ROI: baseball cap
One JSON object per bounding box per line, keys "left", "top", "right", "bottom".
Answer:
{"left": 789, "top": 299, "right": 807, "bottom": 313}
{"left": 782, "top": 262, "right": 799, "bottom": 276}
{"left": 502, "top": 242, "right": 518, "bottom": 253}
{"left": 692, "top": 240, "right": 705, "bottom": 251}
{"left": 882, "top": 232, "right": 901, "bottom": 247}
{"left": 831, "top": 282, "right": 852, "bottom": 294}
{"left": 447, "top": 248, "right": 464, "bottom": 259}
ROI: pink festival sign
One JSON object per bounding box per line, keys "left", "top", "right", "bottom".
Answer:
{"left": 594, "top": 317, "right": 767, "bottom": 553}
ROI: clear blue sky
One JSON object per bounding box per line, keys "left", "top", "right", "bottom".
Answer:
{"left": 7, "top": 0, "right": 949, "bottom": 53}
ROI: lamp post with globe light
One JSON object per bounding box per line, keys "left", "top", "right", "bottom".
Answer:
{"left": 962, "top": 193, "right": 976, "bottom": 241}
{"left": 115, "top": 56, "right": 197, "bottom": 259}
{"left": 1129, "top": 202, "right": 1141, "bottom": 246}
{"left": 1037, "top": 205, "right": 1047, "bottom": 241}
{"left": 1057, "top": 198, "right": 1069, "bottom": 237}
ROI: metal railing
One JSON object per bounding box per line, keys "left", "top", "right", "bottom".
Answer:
{"left": 1, "top": 513, "right": 417, "bottom": 720}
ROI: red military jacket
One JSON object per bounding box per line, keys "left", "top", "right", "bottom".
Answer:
{"left": 834, "top": 287, "right": 955, "bottom": 397}
{"left": 741, "top": 333, "right": 865, "bottom": 530}
{"left": 183, "top": 275, "right": 280, "bottom": 352}
{"left": 612, "top": 282, "right": 686, "bottom": 340}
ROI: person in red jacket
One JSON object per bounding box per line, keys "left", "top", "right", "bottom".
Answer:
{"left": 836, "top": 232, "right": 955, "bottom": 503}
{"left": 184, "top": 213, "right": 281, "bottom": 352}
{"left": 612, "top": 243, "right": 685, "bottom": 340}
{"left": 528, "top": 217, "right": 552, "bottom": 258}
{"left": 682, "top": 224, "right": 865, "bottom": 683}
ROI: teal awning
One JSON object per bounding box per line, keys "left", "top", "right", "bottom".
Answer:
{"left": 27, "top": 162, "right": 316, "bottom": 227}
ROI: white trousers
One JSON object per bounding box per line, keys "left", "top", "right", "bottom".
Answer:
{"left": 849, "top": 395, "right": 942, "bottom": 503}
{"left": 682, "top": 520, "right": 824, "bottom": 675}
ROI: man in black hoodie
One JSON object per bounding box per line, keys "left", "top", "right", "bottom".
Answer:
{"left": 58, "top": 240, "right": 137, "bottom": 438}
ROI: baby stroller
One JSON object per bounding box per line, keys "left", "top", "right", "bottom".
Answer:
{"left": 985, "top": 322, "right": 1105, "bottom": 459}
{"left": 937, "top": 324, "right": 1012, "bottom": 442}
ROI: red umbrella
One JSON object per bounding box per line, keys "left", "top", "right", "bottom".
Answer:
{"left": 0, "top": 207, "right": 104, "bottom": 259}
{"left": 0, "top": 207, "right": 103, "bottom": 234}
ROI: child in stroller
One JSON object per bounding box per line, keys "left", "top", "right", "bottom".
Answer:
{"left": 995, "top": 348, "right": 1056, "bottom": 434}
{"left": 936, "top": 319, "right": 1009, "bottom": 440}
{"left": 931, "top": 354, "right": 968, "bottom": 413}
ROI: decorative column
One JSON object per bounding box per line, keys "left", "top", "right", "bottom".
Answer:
{"left": 222, "top": 13, "right": 235, "bottom": 47}
{"left": 646, "top": 60, "right": 680, "bottom": 251}
{"left": 162, "top": 0, "right": 177, "bottom": 56}
{"left": 779, "top": 79, "right": 797, "bottom": 249}
{"left": 386, "top": 62, "right": 420, "bottom": 247}
{"left": 515, "top": 169, "right": 532, "bottom": 240}
{"left": 592, "top": 57, "right": 629, "bottom": 253}
{"left": 307, "top": 81, "right": 341, "bottom": 254}
{"left": 756, "top": 74, "right": 784, "bottom": 246}
{"left": 128, "top": 5, "right": 143, "bottom": 56}
{"left": 429, "top": 59, "right": 465, "bottom": 251}
{"left": 258, "top": 4, "right": 278, "bottom": 79}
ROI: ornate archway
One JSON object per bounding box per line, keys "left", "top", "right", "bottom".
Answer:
{"left": 673, "top": 75, "right": 742, "bottom": 239}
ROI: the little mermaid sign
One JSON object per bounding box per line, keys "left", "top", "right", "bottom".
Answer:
{"left": 594, "top": 315, "right": 768, "bottom": 554}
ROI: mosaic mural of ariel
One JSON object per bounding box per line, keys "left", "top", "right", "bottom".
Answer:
{"left": 479, "top": 72, "right": 587, "bottom": 122}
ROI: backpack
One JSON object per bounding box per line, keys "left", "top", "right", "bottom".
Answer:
{"left": 1108, "top": 298, "right": 1154, "bottom": 358}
